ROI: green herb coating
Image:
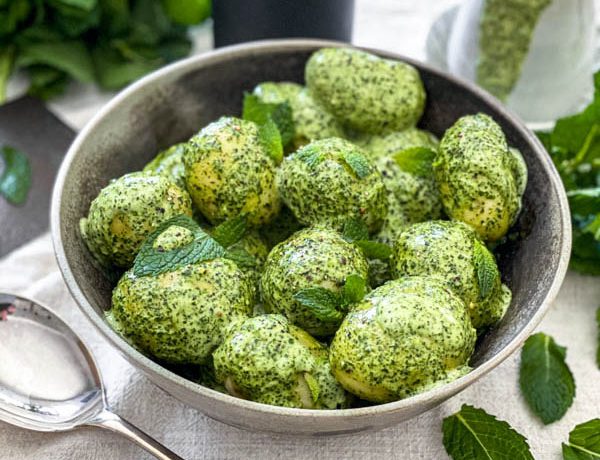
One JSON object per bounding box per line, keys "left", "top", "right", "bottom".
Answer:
{"left": 434, "top": 113, "right": 525, "bottom": 241}
{"left": 79, "top": 172, "right": 193, "bottom": 268}
{"left": 213, "top": 314, "right": 350, "bottom": 409}
{"left": 305, "top": 47, "right": 426, "bottom": 134}
{"left": 392, "top": 220, "right": 511, "bottom": 329}
{"left": 277, "top": 137, "right": 388, "bottom": 233}
{"left": 260, "top": 227, "right": 369, "bottom": 336}
{"left": 111, "top": 257, "right": 253, "bottom": 365}
{"left": 184, "top": 116, "right": 281, "bottom": 226}
{"left": 477, "top": 0, "right": 552, "bottom": 101}
{"left": 330, "top": 276, "right": 476, "bottom": 403}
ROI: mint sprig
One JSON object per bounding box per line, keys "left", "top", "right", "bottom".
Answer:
{"left": 133, "top": 214, "right": 249, "bottom": 277}
{"left": 562, "top": 418, "right": 600, "bottom": 459}
{"left": 210, "top": 214, "right": 247, "bottom": 248}
{"left": 341, "top": 150, "right": 372, "bottom": 179}
{"left": 293, "top": 274, "right": 368, "bottom": 323}
{"left": 473, "top": 239, "right": 500, "bottom": 299}
{"left": 0, "top": 145, "right": 31, "bottom": 205}
{"left": 442, "top": 404, "right": 534, "bottom": 460}
{"left": 295, "top": 144, "right": 324, "bottom": 168}
{"left": 519, "top": 333, "right": 575, "bottom": 425}
{"left": 342, "top": 218, "right": 392, "bottom": 260}
{"left": 242, "top": 92, "right": 294, "bottom": 164}
{"left": 392, "top": 147, "right": 437, "bottom": 177}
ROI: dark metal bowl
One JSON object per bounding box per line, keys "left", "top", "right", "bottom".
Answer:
{"left": 51, "top": 39, "right": 571, "bottom": 435}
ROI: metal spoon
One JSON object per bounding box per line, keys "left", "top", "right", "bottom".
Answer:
{"left": 0, "top": 292, "right": 183, "bottom": 460}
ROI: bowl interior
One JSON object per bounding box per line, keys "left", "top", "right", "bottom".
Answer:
{"left": 53, "top": 41, "right": 569, "bottom": 426}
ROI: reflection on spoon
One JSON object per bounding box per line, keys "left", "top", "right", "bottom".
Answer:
{"left": 0, "top": 293, "right": 183, "bottom": 460}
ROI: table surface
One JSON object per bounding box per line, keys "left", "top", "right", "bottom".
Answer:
{"left": 1, "top": 1, "right": 600, "bottom": 459}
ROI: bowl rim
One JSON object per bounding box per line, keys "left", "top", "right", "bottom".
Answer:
{"left": 50, "top": 38, "right": 572, "bottom": 419}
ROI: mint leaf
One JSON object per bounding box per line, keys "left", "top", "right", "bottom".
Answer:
{"left": 567, "top": 189, "right": 600, "bottom": 216}
{"left": 562, "top": 419, "right": 600, "bottom": 460}
{"left": 392, "top": 147, "right": 437, "bottom": 177}
{"left": 519, "top": 332, "right": 575, "bottom": 424}
{"left": 342, "top": 217, "right": 370, "bottom": 242}
{"left": 295, "top": 144, "right": 324, "bottom": 168}
{"left": 342, "top": 218, "right": 392, "bottom": 260}
{"left": 473, "top": 239, "right": 500, "bottom": 299}
{"left": 0, "top": 146, "right": 31, "bottom": 205}
{"left": 354, "top": 240, "right": 392, "bottom": 260}
{"left": 258, "top": 118, "right": 284, "bottom": 164}
{"left": 442, "top": 404, "right": 534, "bottom": 460}
{"left": 293, "top": 287, "right": 344, "bottom": 323}
{"left": 242, "top": 92, "right": 294, "bottom": 147}
{"left": 596, "top": 307, "right": 600, "bottom": 369}
{"left": 342, "top": 274, "right": 367, "bottom": 304}
{"left": 210, "top": 214, "right": 247, "bottom": 248}
{"left": 303, "top": 373, "right": 320, "bottom": 403}
{"left": 341, "top": 150, "right": 372, "bottom": 179}
{"left": 224, "top": 247, "right": 257, "bottom": 271}
{"left": 133, "top": 215, "right": 225, "bottom": 277}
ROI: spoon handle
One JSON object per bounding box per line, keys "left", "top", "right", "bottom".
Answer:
{"left": 87, "top": 409, "right": 184, "bottom": 460}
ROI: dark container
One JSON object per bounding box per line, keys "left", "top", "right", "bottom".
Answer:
{"left": 212, "top": 0, "right": 355, "bottom": 47}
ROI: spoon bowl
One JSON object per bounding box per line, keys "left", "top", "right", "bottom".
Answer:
{"left": 0, "top": 293, "right": 182, "bottom": 459}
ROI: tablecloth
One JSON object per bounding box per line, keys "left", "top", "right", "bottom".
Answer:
{"left": 1, "top": 1, "right": 599, "bottom": 458}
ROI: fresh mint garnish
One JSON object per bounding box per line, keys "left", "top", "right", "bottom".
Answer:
{"left": 562, "top": 418, "right": 600, "bottom": 459}
{"left": 342, "top": 217, "right": 392, "bottom": 260}
{"left": 536, "top": 70, "right": 600, "bottom": 275}
{"left": 133, "top": 215, "right": 224, "bottom": 277}
{"left": 133, "top": 214, "right": 249, "bottom": 277}
{"left": 210, "top": 214, "right": 247, "bottom": 248}
{"left": 473, "top": 239, "right": 500, "bottom": 299}
{"left": 392, "top": 147, "right": 437, "bottom": 177}
{"left": 295, "top": 144, "right": 324, "bottom": 168}
{"left": 304, "top": 373, "right": 321, "bottom": 403}
{"left": 258, "top": 118, "right": 284, "bottom": 164}
{"left": 223, "top": 247, "right": 257, "bottom": 271}
{"left": 293, "top": 274, "right": 368, "bottom": 323}
{"left": 0, "top": 145, "right": 31, "bottom": 205}
{"left": 242, "top": 92, "right": 294, "bottom": 164}
{"left": 293, "top": 287, "right": 344, "bottom": 323}
{"left": 519, "top": 333, "right": 575, "bottom": 425}
{"left": 442, "top": 404, "right": 534, "bottom": 460}
{"left": 341, "top": 150, "right": 372, "bottom": 179}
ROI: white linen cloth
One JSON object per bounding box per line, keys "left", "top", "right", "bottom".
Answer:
{"left": 1, "top": 1, "right": 599, "bottom": 458}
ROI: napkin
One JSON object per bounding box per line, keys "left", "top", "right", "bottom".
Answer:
{"left": 0, "top": 233, "right": 598, "bottom": 459}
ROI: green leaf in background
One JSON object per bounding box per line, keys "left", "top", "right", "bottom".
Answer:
{"left": 0, "top": 45, "right": 14, "bottom": 103}
{"left": 562, "top": 418, "right": 600, "bottom": 460}
{"left": 342, "top": 274, "right": 367, "bottom": 304}
{"left": 473, "top": 239, "right": 500, "bottom": 299}
{"left": 0, "top": 145, "right": 31, "bottom": 205}
{"left": 519, "top": 332, "right": 575, "bottom": 425}
{"left": 258, "top": 118, "right": 284, "bottom": 164}
{"left": 133, "top": 214, "right": 225, "bottom": 277}
{"left": 91, "top": 44, "right": 160, "bottom": 90}
{"left": 392, "top": 147, "right": 437, "bottom": 177}
{"left": 341, "top": 150, "right": 372, "bottom": 179}
{"left": 568, "top": 189, "right": 600, "bottom": 216}
{"left": 442, "top": 404, "right": 534, "bottom": 460}
{"left": 26, "top": 65, "right": 68, "bottom": 100}
{"left": 16, "top": 40, "right": 95, "bottom": 83}
{"left": 342, "top": 217, "right": 370, "bottom": 242}
{"left": 293, "top": 287, "right": 344, "bottom": 323}
{"left": 242, "top": 92, "right": 295, "bottom": 148}
{"left": 210, "top": 214, "right": 247, "bottom": 248}
{"left": 0, "top": 0, "right": 31, "bottom": 38}
{"left": 161, "top": 0, "right": 211, "bottom": 25}
{"left": 354, "top": 240, "right": 392, "bottom": 260}
{"left": 597, "top": 307, "right": 600, "bottom": 369}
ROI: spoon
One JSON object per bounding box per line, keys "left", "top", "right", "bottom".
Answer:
{"left": 0, "top": 292, "right": 183, "bottom": 460}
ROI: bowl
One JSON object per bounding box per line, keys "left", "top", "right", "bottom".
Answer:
{"left": 51, "top": 39, "right": 571, "bottom": 436}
